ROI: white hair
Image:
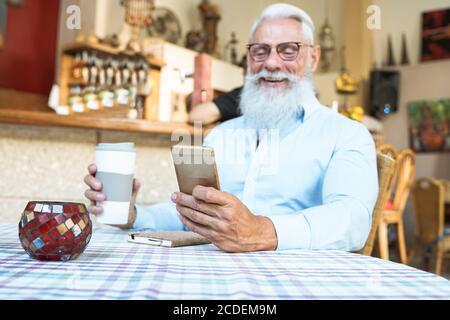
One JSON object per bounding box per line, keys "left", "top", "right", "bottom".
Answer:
{"left": 249, "top": 3, "right": 315, "bottom": 44}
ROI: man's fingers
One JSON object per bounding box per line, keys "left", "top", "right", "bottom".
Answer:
{"left": 132, "top": 178, "right": 141, "bottom": 193}
{"left": 84, "top": 174, "right": 102, "bottom": 191}
{"left": 88, "top": 205, "right": 103, "bottom": 215}
{"left": 176, "top": 205, "right": 223, "bottom": 230}
{"left": 88, "top": 164, "right": 97, "bottom": 175}
{"left": 84, "top": 189, "right": 107, "bottom": 202}
{"left": 192, "top": 186, "right": 231, "bottom": 206}
{"left": 179, "top": 214, "right": 216, "bottom": 241}
{"left": 171, "top": 192, "right": 219, "bottom": 217}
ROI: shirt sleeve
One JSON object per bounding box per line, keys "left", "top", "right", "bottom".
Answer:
{"left": 269, "top": 122, "right": 379, "bottom": 251}
{"left": 133, "top": 202, "right": 187, "bottom": 231}
{"left": 213, "top": 87, "right": 243, "bottom": 121}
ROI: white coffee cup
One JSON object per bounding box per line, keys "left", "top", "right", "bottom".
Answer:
{"left": 95, "top": 142, "right": 136, "bottom": 225}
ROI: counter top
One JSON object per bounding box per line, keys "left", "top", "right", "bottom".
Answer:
{"left": 0, "top": 89, "right": 206, "bottom": 136}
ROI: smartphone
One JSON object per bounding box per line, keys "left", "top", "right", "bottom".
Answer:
{"left": 171, "top": 145, "right": 221, "bottom": 195}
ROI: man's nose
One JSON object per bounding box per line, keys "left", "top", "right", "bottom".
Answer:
{"left": 263, "top": 48, "right": 283, "bottom": 71}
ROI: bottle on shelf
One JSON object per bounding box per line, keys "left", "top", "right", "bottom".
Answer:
{"left": 135, "top": 60, "right": 151, "bottom": 119}
{"left": 83, "top": 53, "right": 100, "bottom": 111}
{"left": 127, "top": 61, "right": 139, "bottom": 119}
{"left": 80, "top": 50, "right": 90, "bottom": 86}
{"left": 68, "top": 84, "right": 85, "bottom": 113}
{"left": 71, "top": 52, "right": 83, "bottom": 81}
{"left": 99, "top": 58, "right": 115, "bottom": 108}
{"left": 116, "top": 58, "right": 131, "bottom": 107}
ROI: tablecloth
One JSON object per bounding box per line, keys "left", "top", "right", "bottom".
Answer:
{"left": 1, "top": 224, "right": 449, "bottom": 300}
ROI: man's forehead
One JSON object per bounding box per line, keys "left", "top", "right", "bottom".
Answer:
{"left": 252, "top": 18, "right": 304, "bottom": 43}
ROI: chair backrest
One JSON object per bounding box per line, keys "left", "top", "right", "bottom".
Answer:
{"left": 377, "top": 144, "right": 398, "bottom": 160}
{"left": 412, "top": 178, "right": 445, "bottom": 244}
{"left": 359, "top": 153, "right": 396, "bottom": 256}
{"left": 377, "top": 144, "right": 399, "bottom": 188}
{"left": 391, "top": 149, "right": 416, "bottom": 212}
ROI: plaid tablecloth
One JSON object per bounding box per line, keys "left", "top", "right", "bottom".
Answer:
{"left": 1, "top": 224, "right": 449, "bottom": 300}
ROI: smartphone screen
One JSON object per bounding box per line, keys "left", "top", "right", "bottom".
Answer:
{"left": 171, "top": 145, "right": 221, "bottom": 195}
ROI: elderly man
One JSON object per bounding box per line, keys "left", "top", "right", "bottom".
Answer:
{"left": 84, "top": 3, "right": 378, "bottom": 253}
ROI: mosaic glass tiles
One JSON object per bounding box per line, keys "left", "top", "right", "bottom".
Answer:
{"left": 18, "top": 201, "right": 92, "bottom": 261}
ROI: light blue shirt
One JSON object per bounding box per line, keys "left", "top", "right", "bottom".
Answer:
{"left": 134, "top": 98, "right": 378, "bottom": 251}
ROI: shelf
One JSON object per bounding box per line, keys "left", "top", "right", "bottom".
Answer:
{"left": 0, "top": 89, "right": 207, "bottom": 136}
{"left": 0, "top": 109, "right": 203, "bottom": 135}
{"left": 62, "top": 41, "right": 165, "bottom": 69}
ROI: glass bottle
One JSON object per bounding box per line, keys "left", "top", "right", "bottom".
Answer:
{"left": 127, "top": 61, "right": 138, "bottom": 119}
{"left": 99, "top": 58, "right": 115, "bottom": 108}
{"left": 136, "top": 60, "right": 151, "bottom": 119}
{"left": 116, "top": 59, "right": 130, "bottom": 107}
{"left": 83, "top": 54, "right": 99, "bottom": 110}
{"left": 68, "top": 84, "right": 85, "bottom": 113}
{"left": 80, "top": 50, "right": 90, "bottom": 85}
{"left": 71, "top": 52, "right": 83, "bottom": 81}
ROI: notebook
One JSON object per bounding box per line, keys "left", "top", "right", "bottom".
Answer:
{"left": 127, "top": 231, "right": 211, "bottom": 247}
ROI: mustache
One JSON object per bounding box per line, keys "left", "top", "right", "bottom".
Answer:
{"left": 246, "top": 70, "right": 298, "bottom": 83}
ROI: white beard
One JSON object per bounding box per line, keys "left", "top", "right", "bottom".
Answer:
{"left": 239, "top": 69, "right": 317, "bottom": 130}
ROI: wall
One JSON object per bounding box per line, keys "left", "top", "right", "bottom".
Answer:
{"left": 86, "top": 0, "right": 344, "bottom": 71}
{"left": 372, "top": 0, "right": 450, "bottom": 180}
{"left": 380, "top": 60, "right": 450, "bottom": 255}
{"left": 0, "top": 0, "right": 60, "bottom": 95}
{"left": 0, "top": 123, "right": 178, "bottom": 224}
{"left": 215, "top": 0, "right": 344, "bottom": 70}
{"left": 372, "top": 0, "right": 450, "bottom": 66}
{"left": 382, "top": 60, "right": 450, "bottom": 180}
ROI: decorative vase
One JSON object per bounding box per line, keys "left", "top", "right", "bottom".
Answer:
{"left": 18, "top": 201, "right": 92, "bottom": 261}
{"left": 386, "top": 34, "right": 396, "bottom": 66}
{"left": 400, "top": 33, "right": 410, "bottom": 65}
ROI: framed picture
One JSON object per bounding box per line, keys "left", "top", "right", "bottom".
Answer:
{"left": 420, "top": 8, "right": 450, "bottom": 62}
{"left": 408, "top": 99, "right": 450, "bottom": 153}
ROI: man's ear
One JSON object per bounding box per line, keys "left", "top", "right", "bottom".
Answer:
{"left": 310, "top": 45, "right": 321, "bottom": 72}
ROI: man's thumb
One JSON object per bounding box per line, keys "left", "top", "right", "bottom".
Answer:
{"left": 132, "top": 178, "right": 141, "bottom": 197}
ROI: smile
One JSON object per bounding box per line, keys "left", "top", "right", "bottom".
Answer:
{"left": 261, "top": 77, "right": 286, "bottom": 83}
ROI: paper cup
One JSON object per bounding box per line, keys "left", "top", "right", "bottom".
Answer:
{"left": 95, "top": 142, "right": 136, "bottom": 225}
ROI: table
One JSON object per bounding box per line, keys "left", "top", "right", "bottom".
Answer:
{"left": 1, "top": 224, "right": 449, "bottom": 300}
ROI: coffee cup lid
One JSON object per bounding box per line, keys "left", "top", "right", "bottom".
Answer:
{"left": 96, "top": 142, "right": 136, "bottom": 152}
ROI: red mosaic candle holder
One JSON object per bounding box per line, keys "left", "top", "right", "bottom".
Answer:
{"left": 18, "top": 201, "right": 92, "bottom": 262}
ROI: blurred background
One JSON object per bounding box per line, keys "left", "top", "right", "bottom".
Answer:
{"left": 0, "top": 0, "right": 449, "bottom": 277}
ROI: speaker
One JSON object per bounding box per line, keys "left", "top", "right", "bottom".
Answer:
{"left": 369, "top": 70, "right": 400, "bottom": 119}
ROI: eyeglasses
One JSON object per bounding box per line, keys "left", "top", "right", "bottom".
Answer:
{"left": 246, "top": 42, "right": 314, "bottom": 62}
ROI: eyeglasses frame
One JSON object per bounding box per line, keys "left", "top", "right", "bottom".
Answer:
{"left": 246, "top": 42, "right": 315, "bottom": 62}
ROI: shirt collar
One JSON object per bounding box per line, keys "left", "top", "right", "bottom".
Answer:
{"left": 276, "top": 94, "right": 322, "bottom": 138}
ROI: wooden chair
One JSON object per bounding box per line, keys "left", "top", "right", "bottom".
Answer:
{"left": 377, "top": 144, "right": 398, "bottom": 160}
{"left": 410, "top": 178, "right": 450, "bottom": 275}
{"left": 377, "top": 149, "right": 416, "bottom": 264}
{"left": 358, "top": 153, "right": 396, "bottom": 256}
{"left": 377, "top": 144, "right": 399, "bottom": 190}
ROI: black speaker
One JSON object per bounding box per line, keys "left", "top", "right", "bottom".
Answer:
{"left": 369, "top": 70, "right": 400, "bottom": 119}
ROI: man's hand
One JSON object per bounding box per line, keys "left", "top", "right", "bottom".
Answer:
{"left": 172, "top": 185, "right": 278, "bottom": 252}
{"left": 83, "top": 164, "right": 141, "bottom": 229}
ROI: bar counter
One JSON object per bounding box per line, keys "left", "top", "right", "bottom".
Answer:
{"left": 0, "top": 89, "right": 202, "bottom": 136}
